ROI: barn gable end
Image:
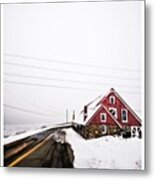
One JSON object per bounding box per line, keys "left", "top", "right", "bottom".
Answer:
{"left": 98, "top": 88, "right": 141, "bottom": 127}
{"left": 86, "top": 105, "right": 122, "bottom": 128}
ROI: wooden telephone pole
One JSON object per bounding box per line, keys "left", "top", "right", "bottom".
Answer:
{"left": 72, "top": 110, "right": 75, "bottom": 121}
{"left": 66, "top": 109, "right": 68, "bottom": 123}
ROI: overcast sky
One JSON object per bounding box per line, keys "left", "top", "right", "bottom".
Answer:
{"left": 2, "top": 1, "right": 144, "bottom": 126}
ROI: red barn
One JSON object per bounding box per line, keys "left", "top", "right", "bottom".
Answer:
{"left": 85, "top": 88, "right": 141, "bottom": 137}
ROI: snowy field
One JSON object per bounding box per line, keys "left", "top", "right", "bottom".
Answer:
{"left": 64, "top": 128, "right": 142, "bottom": 170}
{"left": 4, "top": 123, "right": 49, "bottom": 137}
{"left": 4, "top": 124, "right": 52, "bottom": 145}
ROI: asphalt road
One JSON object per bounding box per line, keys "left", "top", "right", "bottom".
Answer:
{"left": 4, "top": 128, "right": 74, "bottom": 168}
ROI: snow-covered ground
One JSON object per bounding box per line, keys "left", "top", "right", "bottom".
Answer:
{"left": 4, "top": 124, "right": 44, "bottom": 138}
{"left": 4, "top": 125, "right": 52, "bottom": 145}
{"left": 64, "top": 128, "right": 142, "bottom": 170}
{"left": 4, "top": 122, "right": 72, "bottom": 145}
{"left": 4, "top": 124, "right": 143, "bottom": 170}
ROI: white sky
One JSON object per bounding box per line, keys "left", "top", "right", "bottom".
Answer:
{"left": 2, "top": 1, "right": 144, "bottom": 126}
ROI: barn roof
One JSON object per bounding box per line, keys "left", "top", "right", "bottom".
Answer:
{"left": 82, "top": 104, "right": 103, "bottom": 125}
{"left": 77, "top": 95, "right": 103, "bottom": 125}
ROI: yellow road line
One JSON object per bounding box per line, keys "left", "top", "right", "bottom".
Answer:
{"left": 8, "top": 134, "right": 53, "bottom": 167}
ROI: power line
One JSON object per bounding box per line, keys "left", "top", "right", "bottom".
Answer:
{"left": 4, "top": 104, "right": 55, "bottom": 117}
{"left": 4, "top": 80, "right": 141, "bottom": 94}
{"left": 4, "top": 80, "right": 105, "bottom": 91}
{"left": 4, "top": 53, "right": 141, "bottom": 72}
{"left": 4, "top": 72, "right": 141, "bottom": 89}
{"left": 4, "top": 61, "right": 140, "bottom": 81}
{"left": 4, "top": 87, "right": 59, "bottom": 115}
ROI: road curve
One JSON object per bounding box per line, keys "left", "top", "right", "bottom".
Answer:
{"left": 4, "top": 128, "right": 74, "bottom": 168}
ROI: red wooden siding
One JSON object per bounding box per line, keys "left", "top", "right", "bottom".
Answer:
{"left": 100, "top": 91, "right": 141, "bottom": 127}
{"left": 86, "top": 105, "right": 119, "bottom": 126}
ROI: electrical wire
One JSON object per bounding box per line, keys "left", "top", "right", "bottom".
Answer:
{"left": 4, "top": 80, "right": 141, "bottom": 94}
{"left": 4, "top": 53, "right": 141, "bottom": 72}
{"left": 4, "top": 104, "right": 55, "bottom": 117}
{"left": 4, "top": 72, "right": 141, "bottom": 89}
{"left": 4, "top": 61, "right": 141, "bottom": 81}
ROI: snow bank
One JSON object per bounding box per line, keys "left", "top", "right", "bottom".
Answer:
{"left": 4, "top": 123, "right": 72, "bottom": 145}
{"left": 64, "top": 128, "right": 142, "bottom": 170}
{"left": 4, "top": 126, "right": 53, "bottom": 145}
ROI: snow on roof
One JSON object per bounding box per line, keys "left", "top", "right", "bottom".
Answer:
{"left": 77, "top": 89, "right": 118, "bottom": 125}
{"left": 96, "top": 88, "right": 115, "bottom": 106}
{"left": 84, "top": 104, "right": 102, "bottom": 124}
{"left": 76, "top": 95, "right": 103, "bottom": 125}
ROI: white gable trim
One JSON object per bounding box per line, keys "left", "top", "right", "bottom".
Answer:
{"left": 86, "top": 104, "right": 122, "bottom": 129}
{"left": 103, "top": 105, "right": 122, "bottom": 129}
{"left": 114, "top": 91, "right": 141, "bottom": 124}
{"left": 109, "top": 107, "right": 118, "bottom": 119}
{"left": 96, "top": 88, "right": 141, "bottom": 124}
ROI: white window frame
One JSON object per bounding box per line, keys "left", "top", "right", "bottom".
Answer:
{"left": 109, "top": 107, "right": 117, "bottom": 119}
{"left": 109, "top": 96, "right": 115, "bottom": 104}
{"left": 100, "top": 113, "right": 107, "bottom": 122}
{"left": 101, "top": 125, "right": 107, "bottom": 134}
{"left": 121, "top": 108, "right": 128, "bottom": 123}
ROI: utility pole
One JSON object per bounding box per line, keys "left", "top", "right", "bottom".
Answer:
{"left": 84, "top": 105, "right": 88, "bottom": 121}
{"left": 72, "top": 110, "right": 75, "bottom": 121}
{"left": 66, "top": 109, "right": 68, "bottom": 123}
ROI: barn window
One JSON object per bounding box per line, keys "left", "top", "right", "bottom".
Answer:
{"left": 109, "top": 96, "right": 115, "bottom": 104}
{"left": 100, "top": 113, "right": 107, "bottom": 122}
{"left": 100, "top": 125, "right": 107, "bottom": 134}
{"left": 121, "top": 109, "right": 128, "bottom": 123}
{"left": 109, "top": 107, "right": 117, "bottom": 119}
